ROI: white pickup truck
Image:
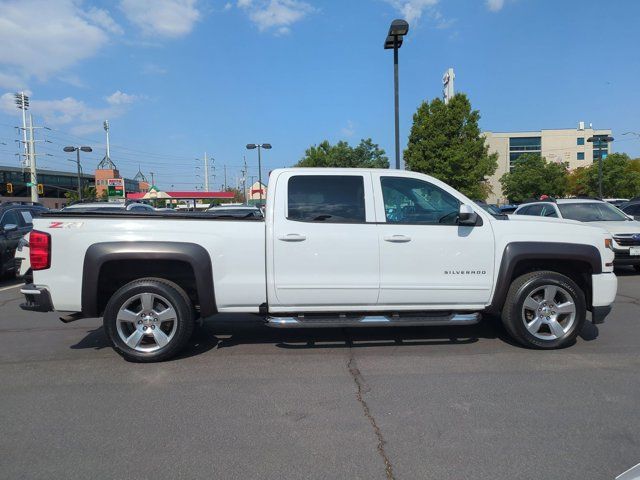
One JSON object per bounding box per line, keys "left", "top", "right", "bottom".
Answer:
{"left": 20, "top": 168, "right": 618, "bottom": 362}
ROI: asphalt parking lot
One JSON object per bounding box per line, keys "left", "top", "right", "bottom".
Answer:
{"left": 1, "top": 271, "right": 639, "bottom": 480}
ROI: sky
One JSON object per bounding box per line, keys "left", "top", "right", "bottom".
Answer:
{"left": 0, "top": 0, "right": 639, "bottom": 191}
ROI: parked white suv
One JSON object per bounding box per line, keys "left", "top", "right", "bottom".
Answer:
{"left": 514, "top": 198, "right": 640, "bottom": 271}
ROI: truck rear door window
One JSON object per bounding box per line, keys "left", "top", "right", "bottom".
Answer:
{"left": 288, "top": 175, "right": 366, "bottom": 223}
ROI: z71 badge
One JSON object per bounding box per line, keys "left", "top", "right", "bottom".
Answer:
{"left": 48, "top": 221, "right": 84, "bottom": 229}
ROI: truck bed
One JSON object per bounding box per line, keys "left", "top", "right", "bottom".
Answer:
{"left": 31, "top": 214, "right": 267, "bottom": 313}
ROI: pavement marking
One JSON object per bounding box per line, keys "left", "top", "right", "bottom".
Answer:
{"left": 0, "top": 284, "right": 22, "bottom": 292}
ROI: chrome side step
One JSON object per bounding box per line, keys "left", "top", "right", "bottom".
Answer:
{"left": 266, "top": 313, "right": 481, "bottom": 328}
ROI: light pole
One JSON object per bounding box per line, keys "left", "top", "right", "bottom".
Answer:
{"left": 246, "top": 143, "right": 272, "bottom": 201}
{"left": 63, "top": 146, "right": 92, "bottom": 201}
{"left": 587, "top": 135, "right": 614, "bottom": 198}
{"left": 384, "top": 19, "right": 409, "bottom": 170}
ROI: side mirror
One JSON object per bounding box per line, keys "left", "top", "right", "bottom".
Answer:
{"left": 2, "top": 223, "right": 18, "bottom": 233}
{"left": 458, "top": 204, "right": 478, "bottom": 226}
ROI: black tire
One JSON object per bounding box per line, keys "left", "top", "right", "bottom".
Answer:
{"left": 633, "top": 265, "right": 640, "bottom": 273}
{"left": 501, "top": 271, "right": 586, "bottom": 349}
{"left": 103, "top": 278, "right": 195, "bottom": 362}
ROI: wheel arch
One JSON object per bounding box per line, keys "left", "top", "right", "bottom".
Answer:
{"left": 487, "top": 242, "right": 601, "bottom": 314}
{"left": 82, "top": 242, "right": 216, "bottom": 318}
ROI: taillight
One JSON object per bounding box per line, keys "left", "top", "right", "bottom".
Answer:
{"left": 30, "top": 230, "right": 51, "bottom": 270}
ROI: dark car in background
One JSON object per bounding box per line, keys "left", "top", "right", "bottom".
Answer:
{"left": 0, "top": 202, "right": 48, "bottom": 278}
{"left": 620, "top": 200, "right": 640, "bottom": 220}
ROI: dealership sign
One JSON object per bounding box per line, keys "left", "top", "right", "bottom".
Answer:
{"left": 107, "top": 178, "right": 125, "bottom": 202}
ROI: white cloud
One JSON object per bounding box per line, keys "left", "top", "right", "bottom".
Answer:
{"left": 384, "top": 0, "right": 439, "bottom": 24}
{"left": 0, "top": 90, "right": 141, "bottom": 135}
{"left": 83, "top": 6, "right": 124, "bottom": 35}
{"left": 341, "top": 120, "right": 355, "bottom": 137}
{"left": 0, "top": 0, "right": 117, "bottom": 82}
{"left": 0, "top": 72, "right": 26, "bottom": 90}
{"left": 106, "top": 90, "right": 139, "bottom": 105}
{"left": 141, "top": 63, "right": 168, "bottom": 75}
{"left": 237, "top": 0, "right": 316, "bottom": 33}
{"left": 119, "top": 0, "right": 201, "bottom": 37}
{"left": 486, "top": 0, "right": 505, "bottom": 11}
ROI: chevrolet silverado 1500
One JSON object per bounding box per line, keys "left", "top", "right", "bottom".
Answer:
{"left": 20, "top": 169, "right": 618, "bottom": 361}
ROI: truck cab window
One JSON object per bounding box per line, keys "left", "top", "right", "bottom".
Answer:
{"left": 288, "top": 175, "right": 366, "bottom": 223}
{"left": 381, "top": 177, "right": 460, "bottom": 225}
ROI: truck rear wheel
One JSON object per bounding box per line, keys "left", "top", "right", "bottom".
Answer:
{"left": 501, "top": 271, "right": 586, "bottom": 349}
{"left": 103, "top": 278, "right": 195, "bottom": 362}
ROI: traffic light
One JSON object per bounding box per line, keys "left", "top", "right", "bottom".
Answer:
{"left": 6, "top": 183, "right": 12, "bottom": 194}
{"left": 37, "top": 183, "right": 44, "bottom": 195}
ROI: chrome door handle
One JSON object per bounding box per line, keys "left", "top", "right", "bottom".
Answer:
{"left": 278, "top": 233, "right": 307, "bottom": 242}
{"left": 383, "top": 234, "right": 411, "bottom": 243}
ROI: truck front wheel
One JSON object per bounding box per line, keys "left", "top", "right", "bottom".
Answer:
{"left": 103, "top": 278, "right": 195, "bottom": 362}
{"left": 501, "top": 271, "right": 586, "bottom": 349}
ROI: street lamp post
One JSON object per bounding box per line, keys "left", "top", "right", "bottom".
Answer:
{"left": 587, "top": 135, "right": 614, "bottom": 198}
{"left": 384, "top": 19, "right": 409, "bottom": 170}
{"left": 63, "top": 146, "right": 92, "bottom": 201}
{"left": 246, "top": 143, "right": 272, "bottom": 201}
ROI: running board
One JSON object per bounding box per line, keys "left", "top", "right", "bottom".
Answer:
{"left": 266, "top": 312, "right": 481, "bottom": 328}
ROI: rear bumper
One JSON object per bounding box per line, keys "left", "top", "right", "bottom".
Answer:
{"left": 19, "top": 284, "right": 53, "bottom": 313}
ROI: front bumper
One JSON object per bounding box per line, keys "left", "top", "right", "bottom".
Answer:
{"left": 19, "top": 284, "right": 53, "bottom": 312}
{"left": 592, "top": 305, "right": 612, "bottom": 325}
{"left": 613, "top": 252, "right": 640, "bottom": 266}
{"left": 590, "top": 273, "right": 617, "bottom": 324}
{"left": 612, "top": 243, "right": 640, "bottom": 266}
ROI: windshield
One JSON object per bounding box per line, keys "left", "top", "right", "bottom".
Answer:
{"left": 558, "top": 202, "right": 630, "bottom": 222}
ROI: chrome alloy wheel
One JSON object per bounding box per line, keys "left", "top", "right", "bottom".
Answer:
{"left": 521, "top": 285, "right": 577, "bottom": 340}
{"left": 115, "top": 293, "right": 178, "bottom": 352}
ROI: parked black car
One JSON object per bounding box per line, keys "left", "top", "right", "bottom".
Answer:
{"left": 620, "top": 200, "right": 640, "bottom": 220}
{"left": 0, "top": 202, "right": 48, "bottom": 278}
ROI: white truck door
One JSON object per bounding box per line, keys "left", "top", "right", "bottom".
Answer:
{"left": 373, "top": 173, "right": 495, "bottom": 308}
{"left": 268, "top": 171, "right": 379, "bottom": 309}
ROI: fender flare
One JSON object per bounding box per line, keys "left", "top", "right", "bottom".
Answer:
{"left": 486, "top": 242, "right": 602, "bottom": 313}
{"left": 82, "top": 242, "right": 216, "bottom": 317}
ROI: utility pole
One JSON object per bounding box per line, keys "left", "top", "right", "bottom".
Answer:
{"left": 248, "top": 175, "right": 256, "bottom": 202}
{"left": 15, "top": 92, "right": 29, "bottom": 168}
{"left": 242, "top": 155, "right": 248, "bottom": 204}
{"left": 27, "top": 114, "right": 38, "bottom": 202}
{"left": 150, "top": 172, "right": 155, "bottom": 186}
{"left": 223, "top": 165, "right": 227, "bottom": 190}
{"left": 204, "top": 151, "right": 209, "bottom": 192}
{"left": 14, "top": 92, "right": 39, "bottom": 201}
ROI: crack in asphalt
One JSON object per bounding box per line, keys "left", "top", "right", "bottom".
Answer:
{"left": 616, "top": 294, "right": 640, "bottom": 307}
{"left": 346, "top": 337, "right": 396, "bottom": 480}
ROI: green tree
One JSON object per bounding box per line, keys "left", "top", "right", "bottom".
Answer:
{"left": 499, "top": 154, "right": 568, "bottom": 203}
{"left": 567, "top": 166, "right": 591, "bottom": 197}
{"left": 296, "top": 138, "right": 389, "bottom": 168}
{"left": 404, "top": 94, "right": 498, "bottom": 200}
{"left": 64, "top": 186, "right": 98, "bottom": 202}
{"left": 577, "top": 153, "right": 640, "bottom": 198}
{"left": 224, "top": 187, "right": 244, "bottom": 203}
